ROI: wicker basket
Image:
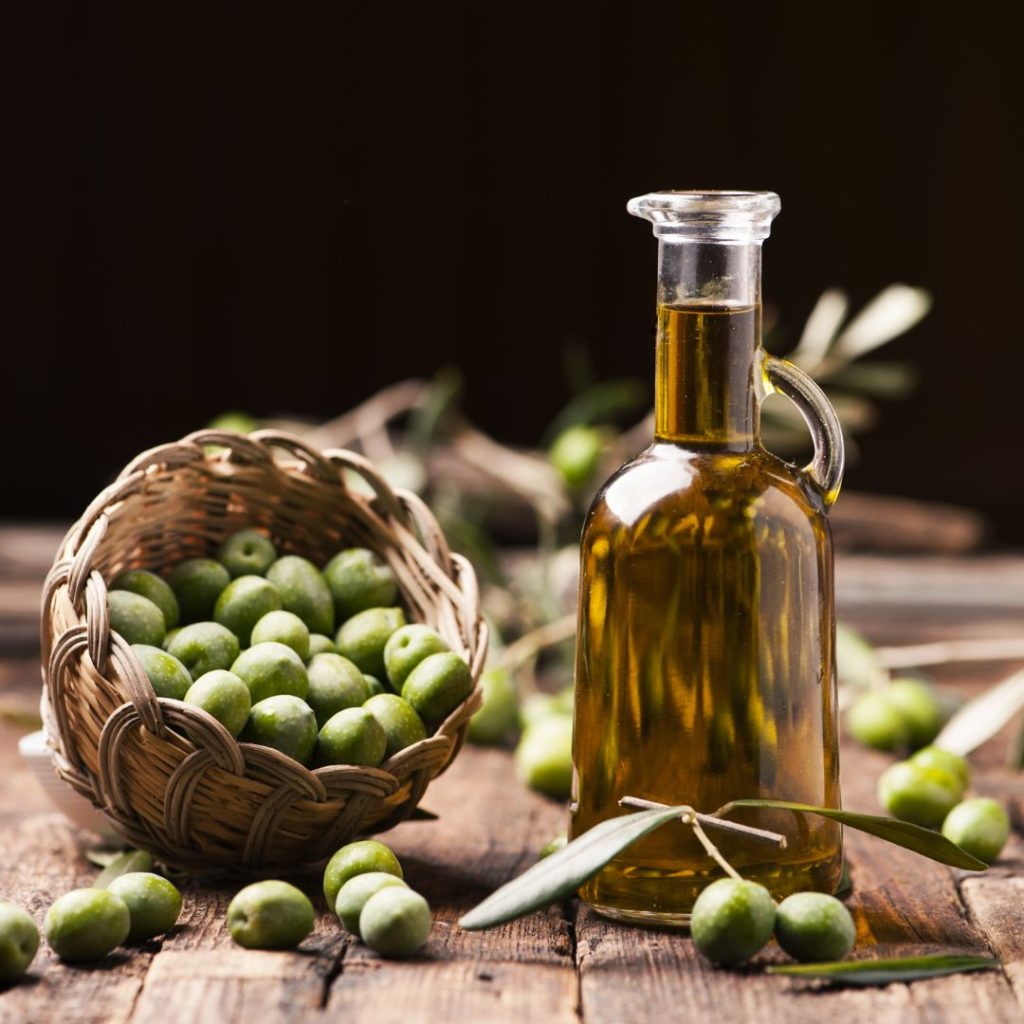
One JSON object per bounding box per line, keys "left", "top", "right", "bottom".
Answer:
{"left": 40, "top": 429, "right": 487, "bottom": 875}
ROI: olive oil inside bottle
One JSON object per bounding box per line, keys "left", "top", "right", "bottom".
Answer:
{"left": 570, "top": 303, "right": 842, "bottom": 925}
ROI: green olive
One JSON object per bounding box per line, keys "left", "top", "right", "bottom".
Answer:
{"left": 941, "top": 797, "right": 1010, "bottom": 864}
{"left": 307, "top": 633, "right": 338, "bottom": 658}
{"left": 0, "top": 901, "right": 39, "bottom": 983}
{"left": 323, "top": 548, "right": 398, "bottom": 622}
{"left": 231, "top": 642, "right": 309, "bottom": 704}
{"left": 335, "top": 607, "right": 407, "bottom": 678}
{"left": 132, "top": 644, "right": 192, "bottom": 700}
{"left": 107, "top": 872, "right": 183, "bottom": 942}
{"left": 335, "top": 872, "right": 407, "bottom": 933}
{"left": 213, "top": 575, "right": 283, "bottom": 646}
{"left": 363, "top": 693, "right": 427, "bottom": 758}
{"left": 384, "top": 624, "right": 449, "bottom": 690}
{"left": 315, "top": 707, "right": 387, "bottom": 767}
{"left": 359, "top": 887, "right": 431, "bottom": 958}
{"left": 111, "top": 569, "right": 179, "bottom": 629}
{"left": 184, "top": 670, "right": 252, "bottom": 738}
{"left": 400, "top": 651, "right": 473, "bottom": 726}
{"left": 689, "top": 878, "right": 776, "bottom": 967}
{"left": 109, "top": 591, "right": 166, "bottom": 647}
{"left": 846, "top": 690, "right": 909, "bottom": 751}
{"left": 167, "top": 621, "right": 240, "bottom": 679}
{"left": 323, "top": 840, "right": 403, "bottom": 910}
{"left": 226, "top": 880, "right": 313, "bottom": 950}
{"left": 217, "top": 529, "right": 277, "bottom": 578}
{"left": 884, "top": 677, "right": 943, "bottom": 749}
{"left": 910, "top": 746, "right": 970, "bottom": 794}
{"left": 514, "top": 715, "right": 573, "bottom": 799}
{"left": 549, "top": 425, "right": 604, "bottom": 489}
{"left": 468, "top": 668, "right": 519, "bottom": 745}
{"left": 266, "top": 556, "right": 335, "bottom": 636}
{"left": 773, "top": 892, "right": 855, "bottom": 962}
{"left": 242, "top": 695, "right": 318, "bottom": 764}
{"left": 167, "top": 559, "right": 231, "bottom": 623}
{"left": 251, "top": 610, "right": 311, "bottom": 660}
{"left": 306, "top": 653, "right": 370, "bottom": 727}
{"left": 877, "top": 760, "right": 961, "bottom": 827}
{"left": 44, "top": 888, "right": 130, "bottom": 962}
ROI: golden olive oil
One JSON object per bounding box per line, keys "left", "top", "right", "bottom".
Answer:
{"left": 570, "top": 303, "right": 842, "bottom": 925}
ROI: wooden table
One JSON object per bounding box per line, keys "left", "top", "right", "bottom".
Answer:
{"left": 1, "top": 527, "right": 1022, "bottom": 1023}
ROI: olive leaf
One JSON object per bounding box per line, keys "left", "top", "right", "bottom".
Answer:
{"left": 766, "top": 953, "right": 999, "bottom": 986}
{"left": 85, "top": 848, "right": 124, "bottom": 869}
{"left": 718, "top": 799, "right": 987, "bottom": 871}
{"left": 933, "top": 668, "right": 1024, "bottom": 757}
{"left": 459, "top": 795, "right": 988, "bottom": 931}
{"left": 94, "top": 849, "right": 154, "bottom": 888}
{"left": 459, "top": 805, "right": 685, "bottom": 930}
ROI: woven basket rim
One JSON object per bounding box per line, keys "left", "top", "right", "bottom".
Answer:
{"left": 39, "top": 429, "right": 487, "bottom": 873}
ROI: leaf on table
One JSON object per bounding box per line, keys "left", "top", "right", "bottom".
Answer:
{"left": 766, "top": 953, "right": 999, "bottom": 986}
{"left": 85, "top": 848, "right": 126, "bottom": 869}
{"left": 459, "top": 805, "right": 685, "bottom": 930}
{"left": 407, "top": 806, "right": 439, "bottom": 821}
{"left": 934, "top": 669, "right": 1024, "bottom": 757}
{"left": 717, "top": 799, "right": 988, "bottom": 870}
{"left": 94, "top": 848, "right": 154, "bottom": 887}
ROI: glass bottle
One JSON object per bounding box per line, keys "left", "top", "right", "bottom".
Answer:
{"left": 570, "top": 191, "right": 845, "bottom": 925}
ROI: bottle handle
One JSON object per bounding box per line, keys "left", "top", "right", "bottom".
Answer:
{"left": 764, "top": 356, "right": 845, "bottom": 508}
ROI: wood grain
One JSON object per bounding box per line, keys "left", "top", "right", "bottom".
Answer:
{"left": 1, "top": 537, "right": 1023, "bottom": 1023}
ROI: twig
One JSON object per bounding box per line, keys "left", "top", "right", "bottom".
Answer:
{"left": 690, "top": 817, "right": 743, "bottom": 881}
{"left": 875, "top": 637, "right": 1024, "bottom": 671}
{"left": 301, "top": 380, "right": 429, "bottom": 450}
{"left": 619, "top": 796, "right": 787, "bottom": 848}
{"left": 494, "top": 614, "right": 577, "bottom": 672}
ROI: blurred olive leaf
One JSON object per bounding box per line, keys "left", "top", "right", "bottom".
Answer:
{"left": 934, "top": 669, "right": 1024, "bottom": 757}
{"left": 95, "top": 849, "right": 154, "bottom": 887}
{"left": 543, "top": 379, "right": 646, "bottom": 445}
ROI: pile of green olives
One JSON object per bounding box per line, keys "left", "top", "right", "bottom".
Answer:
{"left": 877, "top": 745, "right": 1009, "bottom": 861}
{"left": 846, "top": 677, "right": 945, "bottom": 752}
{"left": 109, "top": 531, "right": 475, "bottom": 769}
{"left": 467, "top": 665, "right": 575, "bottom": 801}
{"left": 224, "top": 838, "right": 431, "bottom": 957}
{"left": 0, "top": 869, "right": 184, "bottom": 980}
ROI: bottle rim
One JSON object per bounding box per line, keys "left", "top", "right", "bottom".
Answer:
{"left": 627, "top": 190, "right": 781, "bottom": 241}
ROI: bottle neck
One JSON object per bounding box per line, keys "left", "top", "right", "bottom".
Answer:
{"left": 653, "top": 240, "right": 764, "bottom": 450}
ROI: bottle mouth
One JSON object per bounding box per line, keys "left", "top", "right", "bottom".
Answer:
{"left": 627, "top": 190, "right": 781, "bottom": 242}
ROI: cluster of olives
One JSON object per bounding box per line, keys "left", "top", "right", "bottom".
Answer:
{"left": 226, "top": 839, "right": 430, "bottom": 957}
{"left": 1, "top": 871, "right": 183, "bottom": 978}
{"left": 106, "top": 530, "right": 473, "bottom": 769}
{"left": 468, "top": 670, "right": 574, "bottom": 800}
{"left": 877, "top": 745, "right": 1010, "bottom": 862}
{"left": 846, "top": 677, "right": 944, "bottom": 752}
{"left": 690, "top": 880, "right": 855, "bottom": 968}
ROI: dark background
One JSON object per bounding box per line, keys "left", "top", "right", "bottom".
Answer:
{"left": 6, "top": 3, "right": 1024, "bottom": 540}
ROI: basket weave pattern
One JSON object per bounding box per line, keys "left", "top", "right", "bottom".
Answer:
{"left": 40, "top": 430, "right": 486, "bottom": 874}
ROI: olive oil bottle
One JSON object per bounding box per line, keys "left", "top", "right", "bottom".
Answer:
{"left": 570, "top": 192, "right": 846, "bottom": 925}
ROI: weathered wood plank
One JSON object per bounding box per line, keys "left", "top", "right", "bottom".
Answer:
{"left": 575, "top": 738, "right": 1022, "bottom": 1023}
{"left": 365, "top": 747, "right": 572, "bottom": 964}
{"left": 328, "top": 960, "right": 577, "bottom": 1024}
{"left": 0, "top": 815, "right": 154, "bottom": 1024}
{"left": 960, "top": 874, "right": 1024, "bottom": 1004}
